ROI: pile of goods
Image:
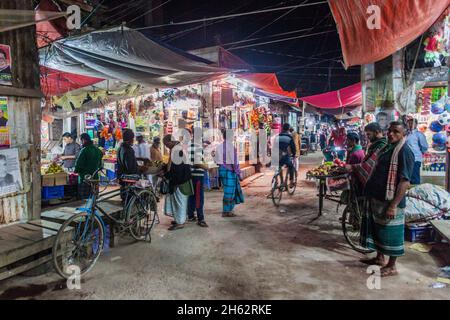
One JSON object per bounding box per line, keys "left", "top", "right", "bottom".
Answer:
{"left": 42, "top": 162, "right": 64, "bottom": 175}
{"left": 140, "top": 160, "right": 165, "bottom": 175}
{"left": 307, "top": 160, "right": 347, "bottom": 177}
{"left": 103, "top": 149, "right": 117, "bottom": 161}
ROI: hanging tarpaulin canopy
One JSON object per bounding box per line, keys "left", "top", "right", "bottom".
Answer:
{"left": 40, "top": 66, "right": 104, "bottom": 97}
{"left": 40, "top": 27, "right": 232, "bottom": 88}
{"left": 189, "top": 46, "right": 252, "bottom": 70}
{"left": 300, "top": 83, "right": 362, "bottom": 109}
{"left": 237, "top": 73, "right": 298, "bottom": 105}
{"left": 328, "top": 0, "right": 450, "bottom": 68}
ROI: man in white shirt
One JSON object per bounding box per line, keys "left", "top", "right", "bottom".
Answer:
{"left": 133, "top": 133, "right": 150, "bottom": 160}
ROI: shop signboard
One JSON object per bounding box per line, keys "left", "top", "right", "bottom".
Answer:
{"left": 0, "top": 44, "right": 12, "bottom": 86}
{"left": 0, "top": 148, "right": 23, "bottom": 197}
{"left": 0, "top": 97, "right": 10, "bottom": 148}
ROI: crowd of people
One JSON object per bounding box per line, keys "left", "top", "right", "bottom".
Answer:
{"left": 57, "top": 127, "right": 246, "bottom": 232}
{"left": 56, "top": 112, "right": 431, "bottom": 277}
{"left": 302, "top": 115, "right": 430, "bottom": 278}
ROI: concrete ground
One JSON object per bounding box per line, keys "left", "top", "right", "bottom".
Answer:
{"left": 0, "top": 152, "right": 449, "bottom": 300}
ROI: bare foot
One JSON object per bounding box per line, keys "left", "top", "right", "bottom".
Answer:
{"left": 359, "top": 257, "right": 386, "bottom": 267}
{"left": 380, "top": 266, "right": 398, "bottom": 277}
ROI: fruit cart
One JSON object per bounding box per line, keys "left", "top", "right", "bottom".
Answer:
{"left": 307, "top": 162, "right": 349, "bottom": 217}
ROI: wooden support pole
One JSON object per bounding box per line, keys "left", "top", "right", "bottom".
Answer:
{"left": 0, "top": 0, "right": 42, "bottom": 223}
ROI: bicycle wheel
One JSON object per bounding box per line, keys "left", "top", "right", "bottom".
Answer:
{"left": 52, "top": 212, "right": 104, "bottom": 279}
{"left": 271, "top": 174, "right": 283, "bottom": 206}
{"left": 341, "top": 204, "right": 374, "bottom": 254}
{"left": 126, "top": 189, "right": 158, "bottom": 242}
{"left": 287, "top": 170, "right": 297, "bottom": 195}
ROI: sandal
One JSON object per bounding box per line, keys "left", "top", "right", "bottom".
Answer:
{"left": 359, "top": 257, "right": 386, "bottom": 267}
{"left": 187, "top": 217, "right": 197, "bottom": 222}
{"left": 197, "top": 221, "right": 209, "bottom": 228}
{"left": 168, "top": 224, "right": 185, "bottom": 231}
{"left": 380, "top": 266, "right": 398, "bottom": 277}
{"left": 170, "top": 221, "right": 177, "bottom": 225}
{"left": 222, "top": 212, "right": 236, "bottom": 217}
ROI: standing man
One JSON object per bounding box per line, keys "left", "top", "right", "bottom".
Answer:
{"left": 150, "top": 137, "right": 163, "bottom": 162}
{"left": 289, "top": 127, "right": 301, "bottom": 171}
{"left": 108, "top": 113, "right": 117, "bottom": 148}
{"left": 406, "top": 118, "right": 428, "bottom": 185}
{"left": 178, "top": 110, "right": 196, "bottom": 132}
{"left": 319, "top": 129, "right": 327, "bottom": 150}
{"left": 94, "top": 115, "right": 105, "bottom": 148}
{"left": 329, "top": 120, "right": 347, "bottom": 160}
{"left": 133, "top": 133, "right": 150, "bottom": 161}
{"left": 74, "top": 133, "right": 103, "bottom": 183}
{"left": 360, "top": 122, "right": 415, "bottom": 277}
{"left": 187, "top": 128, "right": 209, "bottom": 227}
{"left": 59, "top": 132, "right": 81, "bottom": 171}
{"left": 345, "top": 132, "right": 365, "bottom": 165}
{"left": 117, "top": 129, "right": 139, "bottom": 202}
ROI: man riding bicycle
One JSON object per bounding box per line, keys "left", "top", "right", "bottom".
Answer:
{"left": 275, "top": 123, "right": 297, "bottom": 188}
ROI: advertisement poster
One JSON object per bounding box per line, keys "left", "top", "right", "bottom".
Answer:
{"left": 0, "top": 97, "right": 10, "bottom": 148}
{"left": 0, "top": 44, "right": 12, "bottom": 86}
{"left": 0, "top": 148, "right": 23, "bottom": 197}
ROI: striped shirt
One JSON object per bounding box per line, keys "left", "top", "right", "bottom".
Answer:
{"left": 189, "top": 142, "right": 205, "bottom": 177}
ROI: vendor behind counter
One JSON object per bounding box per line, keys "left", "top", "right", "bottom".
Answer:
{"left": 59, "top": 132, "right": 81, "bottom": 171}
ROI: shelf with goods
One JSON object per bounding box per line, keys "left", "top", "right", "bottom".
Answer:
{"left": 415, "top": 83, "right": 449, "bottom": 185}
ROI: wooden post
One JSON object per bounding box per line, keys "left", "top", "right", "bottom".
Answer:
{"left": 0, "top": 0, "right": 42, "bottom": 223}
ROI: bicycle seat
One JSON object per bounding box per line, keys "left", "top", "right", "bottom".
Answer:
{"left": 120, "top": 174, "right": 141, "bottom": 184}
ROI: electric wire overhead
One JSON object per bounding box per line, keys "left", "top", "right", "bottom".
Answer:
{"left": 227, "top": 0, "right": 306, "bottom": 49}
{"left": 227, "top": 30, "right": 335, "bottom": 51}
{"left": 133, "top": 1, "right": 328, "bottom": 31}
{"left": 129, "top": 0, "right": 172, "bottom": 23}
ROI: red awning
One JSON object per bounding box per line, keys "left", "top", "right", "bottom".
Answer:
{"left": 237, "top": 73, "right": 297, "bottom": 99}
{"left": 300, "top": 83, "right": 362, "bottom": 109}
{"left": 36, "top": 0, "right": 66, "bottom": 48}
{"left": 40, "top": 66, "right": 103, "bottom": 97}
{"left": 329, "top": 0, "right": 450, "bottom": 68}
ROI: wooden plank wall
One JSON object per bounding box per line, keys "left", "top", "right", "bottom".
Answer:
{"left": 0, "top": 0, "right": 42, "bottom": 224}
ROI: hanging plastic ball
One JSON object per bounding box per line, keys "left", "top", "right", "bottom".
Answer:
{"left": 445, "top": 102, "right": 450, "bottom": 112}
{"left": 446, "top": 124, "right": 450, "bottom": 133}
{"left": 432, "top": 132, "right": 447, "bottom": 145}
{"left": 430, "top": 121, "right": 443, "bottom": 132}
{"left": 431, "top": 103, "right": 445, "bottom": 115}
{"left": 447, "top": 136, "right": 450, "bottom": 148}
{"left": 438, "top": 112, "right": 450, "bottom": 126}
{"left": 433, "top": 143, "right": 446, "bottom": 152}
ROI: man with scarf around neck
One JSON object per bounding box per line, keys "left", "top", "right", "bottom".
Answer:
{"left": 359, "top": 122, "right": 414, "bottom": 277}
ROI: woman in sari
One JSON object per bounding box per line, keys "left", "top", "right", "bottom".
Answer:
{"left": 215, "top": 130, "right": 244, "bottom": 217}
{"left": 163, "top": 134, "right": 193, "bottom": 231}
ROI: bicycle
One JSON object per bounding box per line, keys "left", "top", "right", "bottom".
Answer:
{"left": 270, "top": 156, "right": 298, "bottom": 206}
{"left": 340, "top": 174, "right": 374, "bottom": 254}
{"left": 52, "top": 168, "right": 159, "bottom": 279}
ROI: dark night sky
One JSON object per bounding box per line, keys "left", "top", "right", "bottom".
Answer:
{"left": 97, "top": 0, "right": 361, "bottom": 96}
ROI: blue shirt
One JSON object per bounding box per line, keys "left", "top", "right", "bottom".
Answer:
{"left": 406, "top": 129, "right": 428, "bottom": 162}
